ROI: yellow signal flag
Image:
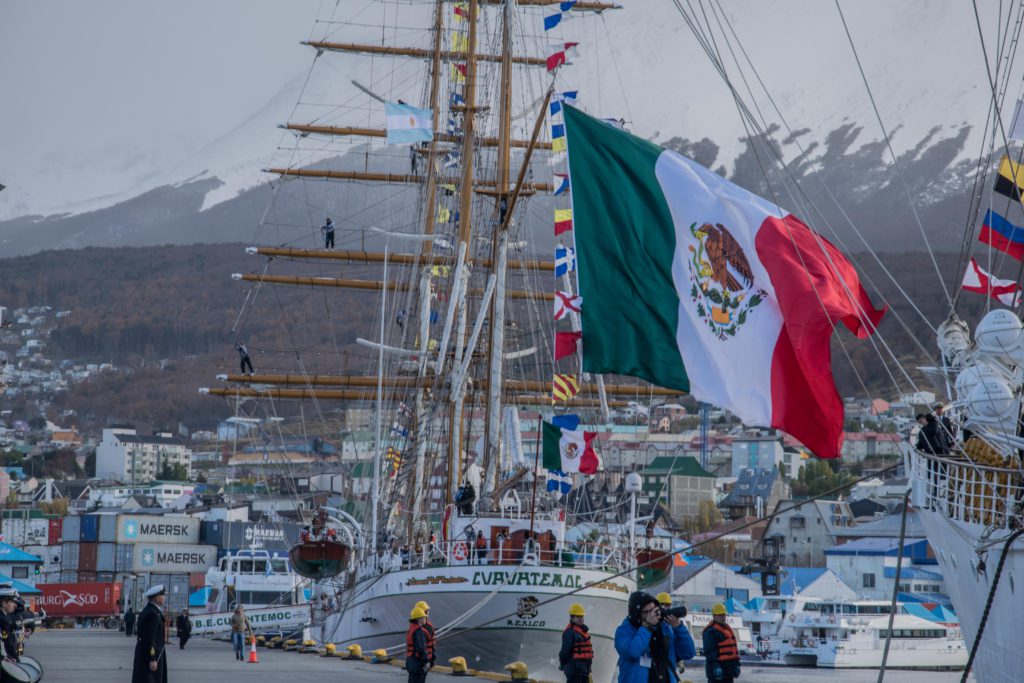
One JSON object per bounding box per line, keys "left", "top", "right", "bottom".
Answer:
{"left": 995, "top": 155, "right": 1024, "bottom": 203}
{"left": 552, "top": 374, "right": 580, "bottom": 403}
{"left": 451, "top": 31, "right": 469, "bottom": 52}
{"left": 431, "top": 265, "right": 451, "bottom": 277}
{"left": 437, "top": 205, "right": 451, "bottom": 224}
{"left": 451, "top": 63, "right": 466, "bottom": 83}
{"left": 552, "top": 136, "right": 567, "bottom": 152}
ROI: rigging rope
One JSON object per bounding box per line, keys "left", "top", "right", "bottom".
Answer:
{"left": 833, "top": 0, "right": 952, "bottom": 306}
{"left": 875, "top": 489, "right": 911, "bottom": 683}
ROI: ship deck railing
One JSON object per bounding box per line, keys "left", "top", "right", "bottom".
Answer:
{"left": 910, "top": 450, "right": 1024, "bottom": 528}
{"left": 359, "top": 539, "right": 627, "bottom": 575}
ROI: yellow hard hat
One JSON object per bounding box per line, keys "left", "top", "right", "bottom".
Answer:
{"left": 415, "top": 600, "right": 430, "bottom": 611}
{"left": 656, "top": 592, "right": 672, "bottom": 606}
{"left": 568, "top": 603, "right": 586, "bottom": 617}
{"left": 410, "top": 607, "right": 427, "bottom": 620}
{"left": 711, "top": 603, "right": 727, "bottom": 616}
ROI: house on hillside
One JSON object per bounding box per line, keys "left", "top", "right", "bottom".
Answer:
{"left": 763, "top": 499, "right": 856, "bottom": 567}
{"left": 640, "top": 456, "right": 716, "bottom": 518}
{"left": 825, "top": 537, "right": 948, "bottom": 606}
{"left": 720, "top": 468, "right": 788, "bottom": 520}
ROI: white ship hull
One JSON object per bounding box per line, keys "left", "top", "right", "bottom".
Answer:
{"left": 916, "top": 506, "right": 1024, "bottom": 683}
{"left": 318, "top": 563, "right": 635, "bottom": 683}
{"left": 781, "top": 637, "right": 966, "bottom": 669}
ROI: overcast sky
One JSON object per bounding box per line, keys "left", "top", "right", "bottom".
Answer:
{"left": 0, "top": 0, "right": 322, "bottom": 217}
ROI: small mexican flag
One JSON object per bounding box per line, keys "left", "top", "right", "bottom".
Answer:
{"left": 542, "top": 421, "right": 599, "bottom": 474}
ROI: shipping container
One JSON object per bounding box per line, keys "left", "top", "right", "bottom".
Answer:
{"left": 38, "top": 582, "right": 121, "bottom": 617}
{"left": 63, "top": 541, "right": 80, "bottom": 570}
{"left": 200, "top": 521, "right": 302, "bottom": 552}
{"left": 131, "top": 543, "right": 216, "bottom": 573}
{"left": 61, "top": 516, "right": 81, "bottom": 543}
{"left": 96, "top": 572, "right": 114, "bottom": 583}
{"left": 47, "top": 518, "right": 62, "bottom": 546}
{"left": 58, "top": 570, "right": 77, "bottom": 583}
{"left": 115, "top": 544, "right": 134, "bottom": 572}
{"left": 3, "top": 518, "right": 50, "bottom": 547}
{"left": 79, "top": 515, "right": 99, "bottom": 542}
{"left": 24, "top": 545, "right": 61, "bottom": 573}
{"left": 97, "top": 543, "right": 116, "bottom": 572}
{"left": 189, "top": 572, "right": 205, "bottom": 588}
{"left": 97, "top": 515, "right": 117, "bottom": 543}
{"left": 79, "top": 543, "right": 98, "bottom": 572}
{"left": 116, "top": 515, "right": 200, "bottom": 545}
{"left": 77, "top": 571, "right": 97, "bottom": 582}
{"left": 166, "top": 573, "right": 191, "bottom": 618}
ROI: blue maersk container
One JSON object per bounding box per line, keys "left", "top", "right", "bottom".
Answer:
{"left": 79, "top": 515, "right": 99, "bottom": 542}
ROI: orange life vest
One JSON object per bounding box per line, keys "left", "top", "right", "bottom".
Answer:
{"left": 406, "top": 623, "right": 434, "bottom": 660}
{"left": 424, "top": 620, "right": 436, "bottom": 653}
{"left": 565, "top": 623, "right": 593, "bottom": 660}
{"left": 704, "top": 621, "right": 739, "bottom": 661}
{"left": 475, "top": 537, "right": 487, "bottom": 550}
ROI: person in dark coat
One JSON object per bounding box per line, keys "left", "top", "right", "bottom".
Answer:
{"left": 0, "top": 590, "right": 20, "bottom": 662}
{"left": 124, "top": 605, "right": 136, "bottom": 637}
{"left": 559, "top": 603, "right": 592, "bottom": 683}
{"left": 133, "top": 585, "right": 168, "bottom": 683}
{"left": 405, "top": 607, "right": 432, "bottom": 683}
{"left": 175, "top": 609, "right": 192, "bottom": 649}
{"left": 915, "top": 414, "right": 942, "bottom": 454}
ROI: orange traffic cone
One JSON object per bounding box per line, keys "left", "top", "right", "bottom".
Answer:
{"left": 248, "top": 636, "right": 259, "bottom": 664}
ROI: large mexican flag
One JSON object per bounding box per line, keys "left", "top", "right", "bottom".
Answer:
{"left": 562, "top": 106, "right": 885, "bottom": 458}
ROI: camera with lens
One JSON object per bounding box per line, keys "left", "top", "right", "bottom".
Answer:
{"left": 660, "top": 606, "right": 687, "bottom": 619}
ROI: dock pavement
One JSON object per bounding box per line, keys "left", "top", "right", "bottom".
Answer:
{"left": 27, "top": 628, "right": 973, "bottom": 683}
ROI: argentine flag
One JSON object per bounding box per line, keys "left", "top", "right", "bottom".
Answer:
{"left": 385, "top": 103, "right": 434, "bottom": 145}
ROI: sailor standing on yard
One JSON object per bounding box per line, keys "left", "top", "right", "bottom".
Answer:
{"left": 406, "top": 607, "right": 432, "bottom": 683}
{"left": 236, "top": 343, "right": 254, "bottom": 376}
{"left": 132, "top": 585, "right": 168, "bottom": 683}
{"left": 702, "top": 604, "right": 740, "bottom": 683}
{"left": 321, "top": 217, "right": 335, "bottom": 250}
{"left": 559, "top": 604, "right": 592, "bottom": 683}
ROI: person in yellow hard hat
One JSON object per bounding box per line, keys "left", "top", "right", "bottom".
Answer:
{"left": 702, "top": 604, "right": 739, "bottom": 682}
{"left": 559, "top": 603, "right": 592, "bottom": 683}
{"left": 414, "top": 601, "right": 436, "bottom": 669}
{"left": 406, "top": 607, "right": 432, "bottom": 683}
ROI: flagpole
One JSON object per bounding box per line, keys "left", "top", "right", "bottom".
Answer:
{"left": 529, "top": 413, "right": 542, "bottom": 535}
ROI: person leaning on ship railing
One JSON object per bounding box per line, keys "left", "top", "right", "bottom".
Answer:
{"left": 614, "top": 591, "right": 696, "bottom": 683}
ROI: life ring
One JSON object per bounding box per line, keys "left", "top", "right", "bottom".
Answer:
{"left": 452, "top": 541, "right": 469, "bottom": 561}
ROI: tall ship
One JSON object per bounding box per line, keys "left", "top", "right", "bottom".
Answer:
{"left": 199, "top": 2, "right": 655, "bottom": 681}
{"left": 193, "top": 3, "right": 1024, "bottom": 682}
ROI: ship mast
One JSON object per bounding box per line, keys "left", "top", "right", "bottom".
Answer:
{"left": 480, "top": 0, "right": 516, "bottom": 503}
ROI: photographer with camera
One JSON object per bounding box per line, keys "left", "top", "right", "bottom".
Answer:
{"left": 614, "top": 592, "right": 695, "bottom": 683}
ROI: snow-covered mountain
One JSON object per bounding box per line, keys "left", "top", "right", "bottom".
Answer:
{"left": 0, "top": 1, "right": 1015, "bottom": 256}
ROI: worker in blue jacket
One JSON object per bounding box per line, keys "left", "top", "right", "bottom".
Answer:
{"left": 614, "top": 591, "right": 696, "bottom": 683}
